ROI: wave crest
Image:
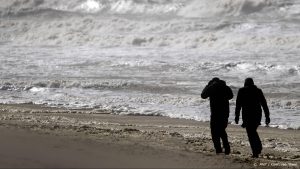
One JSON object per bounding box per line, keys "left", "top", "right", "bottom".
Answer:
{"left": 0, "top": 0, "right": 184, "bottom": 16}
{"left": 1, "top": 0, "right": 296, "bottom": 18}
{"left": 178, "top": 0, "right": 273, "bottom": 18}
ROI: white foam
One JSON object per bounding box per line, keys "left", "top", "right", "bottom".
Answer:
{"left": 29, "top": 87, "right": 47, "bottom": 93}
{"left": 77, "top": 0, "right": 102, "bottom": 13}
{"left": 1, "top": 16, "right": 300, "bottom": 53}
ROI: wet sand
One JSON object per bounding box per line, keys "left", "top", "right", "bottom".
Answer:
{"left": 1, "top": 126, "right": 239, "bottom": 168}
{"left": 0, "top": 104, "right": 299, "bottom": 168}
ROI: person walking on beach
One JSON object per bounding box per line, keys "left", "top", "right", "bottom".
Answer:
{"left": 201, "top": 77, "right": 233, "bottom": 155}
{"left": 235, "top": 78, "right": 270, "bottom": 158}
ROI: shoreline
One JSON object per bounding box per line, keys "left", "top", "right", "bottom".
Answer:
{"left": 0, "top": 103, "right": 299, "bottom": 168}
{"left": 1, "top": 103, "right": 298, "bottom": 131}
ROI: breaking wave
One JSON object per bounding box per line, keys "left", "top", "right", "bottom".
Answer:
{"left": 1, "top": 0, "right": 300, "bottom": 50}
{"left": 0, "top": 0, "right": 184, "bottom": 16}
{"left": 1, "top": 78, "right": 300, "bottom": 110}
{"left": 1, "top": 0, "right": 299, "bottom": 18}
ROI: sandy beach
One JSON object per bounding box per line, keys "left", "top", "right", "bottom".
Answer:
{"left": 1, "top": 1, "right": 300, "bottom": 168}
{"left": 0, "top": 104, "right": 299, "bottom": 168}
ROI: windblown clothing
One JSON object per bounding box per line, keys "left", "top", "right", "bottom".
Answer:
{"left": 201, "top": 80, "right": 233, "bottom": 154}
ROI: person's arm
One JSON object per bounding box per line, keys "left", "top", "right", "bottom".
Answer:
{"left": 235, "top": 89, "right": 242, "bottom": 124}
{"left": 201, "top": 80, "right": 215, "bottom": 99}
{"left": 226, "top": 86, "right": 234, "bottom": 100}
{"left": 201, "top": 85, "right": 211, "bottom": 99}
{"left": 259, "top": 89, "right": 270, "bottom": 125}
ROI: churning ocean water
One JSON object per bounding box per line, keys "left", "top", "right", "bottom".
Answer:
{"left": 0, "top": 0, "right": 299, "bottom": 129}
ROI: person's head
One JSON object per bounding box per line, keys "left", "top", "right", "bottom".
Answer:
{"left": 209, "top": 77, "right": 220, "bottom": 85}
{"left": 244, "top": 78, "right": 254, "bottom": 87}
{"left": 212, "top": 77, "right": 220, "bottom": 82}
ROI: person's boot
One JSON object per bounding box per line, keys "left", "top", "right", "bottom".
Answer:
{"left": 224, "top": 148, "right": 230, "bottom": 155}
{"left": 216, "top": 149, "right": 223, "bottom": 154}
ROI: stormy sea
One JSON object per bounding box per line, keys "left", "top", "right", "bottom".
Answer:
{"left": 0, "top": 0, "right": 299, "bottom": 129}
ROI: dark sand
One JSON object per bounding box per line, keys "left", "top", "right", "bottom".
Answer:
{"left": 0, "top": 104, "right": 299, "bottom": 168}
{"left": 0, "top": 127, "right": 240, "bottom": 168}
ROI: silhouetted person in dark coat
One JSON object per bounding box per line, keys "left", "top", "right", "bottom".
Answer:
{"left": 201, "top": 77, "right": 233, "bottom": 155}
{"left": 235, "top": 78, "right": 270, "bottom": 158}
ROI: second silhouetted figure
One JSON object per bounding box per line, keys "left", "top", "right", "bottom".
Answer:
{"left": 235, "top": 78, "right": 270, "bottom": 158}
{"left": 201, "top": 78, "right": 233, "bottom": 155}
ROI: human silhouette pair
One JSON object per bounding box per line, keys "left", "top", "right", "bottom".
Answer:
{"left": 201, "top": 77, "right": 270, "bottom": 158}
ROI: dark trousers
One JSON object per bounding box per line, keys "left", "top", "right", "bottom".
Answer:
{"left": 210, "top": 120, "right": 230, "bottom": 153}
{"left": 246, "top": 125, "right": 262, "bottom": 155}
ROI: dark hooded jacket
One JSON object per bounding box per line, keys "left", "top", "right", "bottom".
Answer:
{"left": 235, "top": 79, "right": 270, "bottom": 126}
{"left": 201, "top": 79, "right": 233, "bottom": 120}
